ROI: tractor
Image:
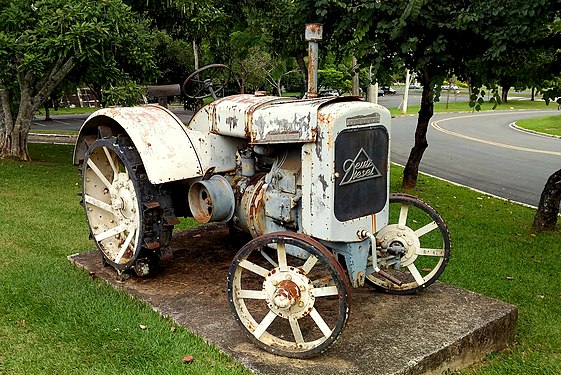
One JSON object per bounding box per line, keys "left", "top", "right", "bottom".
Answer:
{"left": 73, "top": 26, "right": 450, "bottom": 358}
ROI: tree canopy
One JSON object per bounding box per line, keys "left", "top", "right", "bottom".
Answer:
{"left": 0, "top": 0, "right": 157, "bottom": 160}
{"left": 310, "top": 0, "right": 561, "bottom": 187}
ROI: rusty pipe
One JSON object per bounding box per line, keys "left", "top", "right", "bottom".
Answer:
{"left": 305, "top": 24, "right": 323, "bottom": 98}
{"left": 358, "top": 228, "right": 403, "bottom": 286}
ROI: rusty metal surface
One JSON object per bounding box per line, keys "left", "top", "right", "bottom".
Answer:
{"left": 305, "top": 23, "right": 323, "bottom": 42}
{"left": 146, "top": 84, "right": 181, "bottom": 97}
{"left": 69, "top": 224, "right": 518, "bottom": 375}
{"left": 305, "top": 24, "right": 322, "bottom": 99}
{"left": 301, "top": 100, "right": 392, "bottom": 243}
{"left": 209, "top": 94, "right": 292, "bottom": 139}
{"left": 74, "top": 105, "right": 203, "bottom": 184}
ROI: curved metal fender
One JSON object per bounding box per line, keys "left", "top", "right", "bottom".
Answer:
{"left": 73, "top": 105, "right": 203, "bottom": 184}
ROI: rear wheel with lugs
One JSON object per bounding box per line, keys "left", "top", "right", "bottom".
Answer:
{"left": 81, "top": 135, "right": 175, "bottom": 276}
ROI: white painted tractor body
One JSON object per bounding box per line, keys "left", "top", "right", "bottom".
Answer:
{"left": 74, "top": 71, "right": 450, "bottom": 358}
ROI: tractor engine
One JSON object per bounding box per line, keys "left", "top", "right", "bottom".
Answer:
{"left": 185, "top": 94, "right": 391, "bottom": 265}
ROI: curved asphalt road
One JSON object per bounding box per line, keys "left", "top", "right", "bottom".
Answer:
{"left": 390, "top": 110, "right": 561, "bottom": 207}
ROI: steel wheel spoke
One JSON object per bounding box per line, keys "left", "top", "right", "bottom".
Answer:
{"left": 237, "top": 289, "right": 267, "bottom": 299}
{"left": 397, "top": 203, "right": 409, "bottom": 229}
{"left": 312, "top": 285, "right": 339, "bottom": 298}
{"left": 416, "top": 247, "right": 445, "bottom": 256}
{"left": 87, "top": 158, "right": 112, "bottom": 191}
{"left": 289, "top": 317, "right": 304, "bottom": 344}
{"left": 367, "top": 194, "right": 451, "bottom": 295}
{"left": 407, "top": 263, "right": 425, "bottom": 286}
{"left": 415, "top": 221, "right": 439, "bottom": 238}
{"left": 301, "top": 254, "right": 318, "bottom": 274}
{"left": 239, "top": 259, "right": 269, "bottom": 278}
{"left": 277, "top": 242, "right": 288, "bottom": 272}
{"left": 309, "top": 308, "right": 332, "bottom": 338}
{"left": 259, "top": 249, "right": 278, "bottom": 267}
{"left": 84, "top": 194, "right": 113, "bottom": 213}
{"left": 94, "top": 224, "right": 126, "bottom": 242}
{"left": 114, "top": 229, "right": 135, "bottom": 263}
{"left": 253, "top": 310, "right": 277, "bottom": 339}
{"left": 103, "top": 147, "right": 119, "bottom": 180}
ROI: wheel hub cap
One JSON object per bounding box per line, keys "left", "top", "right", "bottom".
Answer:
{"left": 264, "top": 267, "right": 315, "bottom": 319}
{"left": 377, "top": 224, "right": 421, "bottom": 266}
{"left": 111, "top": 173, "right": 136, "bottom": 221}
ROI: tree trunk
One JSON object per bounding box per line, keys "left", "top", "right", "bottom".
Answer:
{"left": 295, "top": 51, "right": 307, "bottom": 97}
{"left": 276, "top": 77, "right": 282, "bottom": 97}
{"left": 0, "top": 88, "right": 12, "bottom": 148}
{"left": 0, "top": 90, "right": 33, "bottom": 161}
{"left": 44, "top": 104, "right": 51, "bottom": 121}
{"left": 501, "top": 86, "right": 510, "bottom": 103}
{"left": 532, "top": 168, "right": 561, "bottom": 231}
{"left": 192, "top": 40, "right": 199, "bottom": 70}
{"left": 402, "top": 68, "right": 434, "bottom": 189}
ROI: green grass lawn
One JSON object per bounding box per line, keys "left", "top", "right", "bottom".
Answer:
{"left": 1, "top": 144, "right": 560, "bottom": 374}
{"left": 35, "top": 106, "right": 98, "bottom": 117}
{"left": 516, "top": 114, "right": 561, "bottom": 137}
{"left": 392, "top": 99, "right": 555, "bottom": 117}
{"left": 0, "top": 145, "right": 248, "bottom": 375}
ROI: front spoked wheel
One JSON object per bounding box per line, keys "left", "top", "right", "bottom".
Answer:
{"left": 366, "top": 193, "right": 451, "bottom": 294}
{"left": 227, "top": 232, "right": 350, "bottom": 358}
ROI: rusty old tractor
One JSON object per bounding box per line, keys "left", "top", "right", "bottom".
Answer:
{"left": 73, "top": 28, "right": 450, "bottom": 358}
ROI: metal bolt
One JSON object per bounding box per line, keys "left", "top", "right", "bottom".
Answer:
{"left": 298, "top": 301, "right": 305, "bottom": 307}
{"left": 299, "top": 285, "right": 305, "bottom": 291}
{"left": 272, "top": 280, "right": 278, "bottom": 286}
{"left": 285, "top": 274, "right": 292, "bottom": 280}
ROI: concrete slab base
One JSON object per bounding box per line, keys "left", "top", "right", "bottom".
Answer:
{"left": 69, "top": 224, "right": 517, "bottom": 375}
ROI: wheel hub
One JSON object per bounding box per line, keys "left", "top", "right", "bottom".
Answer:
{"left": 377, "top": 224, "right": 421, "bottom": 267}
{"left": 110, "top": 173, "right": 137, "bottom": 223}
{"left": 264, "top": 267, "right": 315, "bottom": 319}
{"left": 273, "top": 279, "right": 301, "bottom": 308}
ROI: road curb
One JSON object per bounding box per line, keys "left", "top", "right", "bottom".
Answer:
{"left": 29, "top": 133, "right": 77, "bottom": 145}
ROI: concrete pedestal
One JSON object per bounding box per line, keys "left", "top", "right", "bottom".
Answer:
{"left": 69, "top": 223, "right": 517, "bottom": 375}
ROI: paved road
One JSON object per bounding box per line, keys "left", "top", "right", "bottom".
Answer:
{"left": 30, "top": 109, "right": 193, "bottom": 131}
{"left": 391, "top": 110, "right": 561, "bottom": 206}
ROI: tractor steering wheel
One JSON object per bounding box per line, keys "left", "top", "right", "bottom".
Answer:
{"left": 182, "top": 64, "right": 231, "bottom": 100}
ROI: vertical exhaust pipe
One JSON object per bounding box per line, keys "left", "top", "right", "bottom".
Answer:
{"left": 305, "top": 23, "right": 323, "bottom": 98}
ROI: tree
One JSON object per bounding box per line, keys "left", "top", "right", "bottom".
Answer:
{"left": 0, "top": 0, "right": 157, "bottom": 161}
{"left": 265, "top": 58, "right": 300, "bottom": 96}
{"left": 533, "top": 84, "right": 561, "bottom": 231}
{"left": 311, "top": 0, "right": 561, "bottom": 189}
{"left": 533, "top": 168, "right": 561, "bottom": 231}
{"left": 124, "top": 0, "right": 229, "bottom": 71}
